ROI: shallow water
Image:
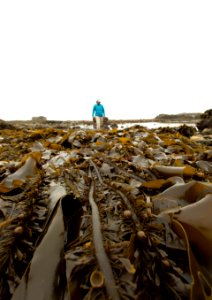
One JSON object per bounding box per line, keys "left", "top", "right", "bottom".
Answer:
{"left": 118, "top": 122, "right": 197, "bottom": 129}
{"left": 81, "top": 122, "right": 197, "bottom": 130}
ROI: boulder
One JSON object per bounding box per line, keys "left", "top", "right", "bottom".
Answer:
{"left": 178, "top": 124, "right": 197, "bottom": 137}
{"left": 196, "top": 109, "right": 212, "bottom": 131}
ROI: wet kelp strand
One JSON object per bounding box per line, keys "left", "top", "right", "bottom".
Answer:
{"left": 88, "top": 169, "right": 120, "bottom": 300}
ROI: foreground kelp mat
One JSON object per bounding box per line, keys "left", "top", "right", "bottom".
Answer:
{"left": 0, "top": 125, "right": 212, "bottom": 300}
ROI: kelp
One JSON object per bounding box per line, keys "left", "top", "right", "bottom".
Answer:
{"left": 152, "top": 165, "right": 196, "bottom": 179}
{"left": 152, "top": 181, "right": 212, "bottom": 214}
{"left": 88, "top": 171, "right": 120, "bottom": 300}
{"left": 11, "top": 194, "right": 83, "bottom": 300}
{"left": 0, "top": 123, "right": 212, "bottom": 299}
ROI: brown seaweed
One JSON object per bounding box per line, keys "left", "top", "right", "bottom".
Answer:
{"left": 0, "top": 124, "right": 212, "bottom": 299}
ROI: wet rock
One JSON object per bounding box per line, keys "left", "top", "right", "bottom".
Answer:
{"left": 196, "top": 109, "right": 212, "bottom": 131}
{"left": 178, "top": 124, "right": 197, "bottom": 137}
{"left": 110, "top": 123, "right": 118, "bottom": 129}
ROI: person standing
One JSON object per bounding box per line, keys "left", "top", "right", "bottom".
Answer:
{"left": 92, "top": 100, "right": 105, "bottom": 129}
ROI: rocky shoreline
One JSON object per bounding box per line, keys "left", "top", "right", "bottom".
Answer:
{"left": 0, "top": 116, "right": 201, "bottom": 131}
{"left": 0, "top": 110, "right": 211, "bottom": 299}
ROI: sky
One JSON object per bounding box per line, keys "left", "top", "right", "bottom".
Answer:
{"left": 0, "top": 1, "right": 211, "bottom": 121}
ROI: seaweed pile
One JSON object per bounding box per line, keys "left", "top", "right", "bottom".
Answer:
{"left": 0, "top": 124, "right": 212, "bottom": 300}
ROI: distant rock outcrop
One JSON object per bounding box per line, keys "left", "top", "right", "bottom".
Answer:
{"left": 155, "top": 113, "right": 201, "bottom": 122}
{"left": 0, "top": 119, "right": 16, "bottom": 130}
{"left": 196, "top": 109, "right": 212, "bottom": 131}
{"left": 31, "top": 116, "right": 47, "bottom": 123}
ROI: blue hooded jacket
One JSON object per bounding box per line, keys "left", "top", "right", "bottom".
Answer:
{"left": 92, "top": 103, "right": 105, "bottom": 117}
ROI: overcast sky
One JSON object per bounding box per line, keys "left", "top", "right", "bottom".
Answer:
{"left": 0, "top": 1, "right": 211, "bottom": 121}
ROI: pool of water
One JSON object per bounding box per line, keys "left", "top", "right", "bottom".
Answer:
{"left": 80, "top": 122, "right": 197, "bottom": 130}
{"left": 118, "top": 122, "right": 197, "bottom": 129}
